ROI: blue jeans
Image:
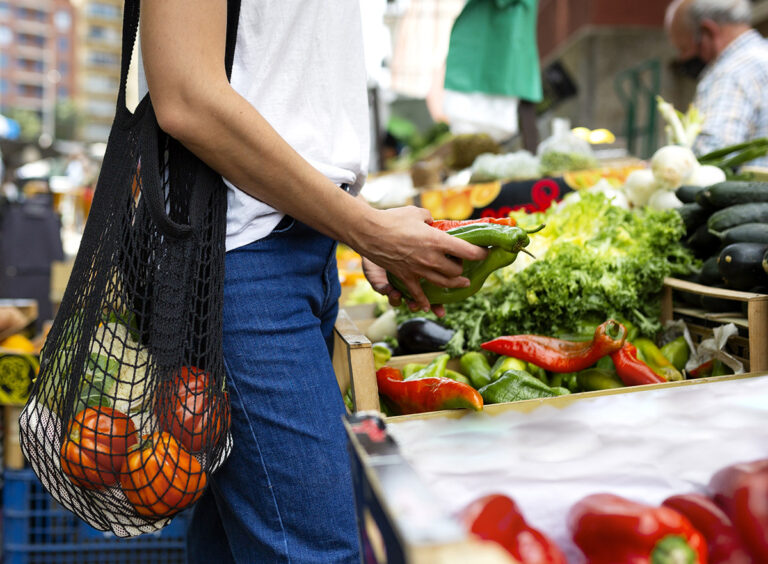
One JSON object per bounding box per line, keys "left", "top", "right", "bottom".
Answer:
{"left": 187, "top": 218, "right": 360, "bottom": 563}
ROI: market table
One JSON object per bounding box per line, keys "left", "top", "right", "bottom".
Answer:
{"left": 346, "top": 371, "right": 768, "bottom": 563}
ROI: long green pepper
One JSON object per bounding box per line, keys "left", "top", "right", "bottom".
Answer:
{"left": 387, "top": 223, "right": 539, "bottom": 304}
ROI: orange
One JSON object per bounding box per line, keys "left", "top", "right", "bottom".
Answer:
{"left": 469, "top": 181, "right": 502, "bottom": 208}
{"left": 0, "top": 334, "right": 36, "bottom": 353}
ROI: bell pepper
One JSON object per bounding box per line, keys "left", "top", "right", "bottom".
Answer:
{"left": 634, "top": 338, "right": 684, "bottom": 381}
{"left": 460, "top": 494, "right": 567, "bottom": 564}
{"left": 478, "top": 370, "right": 569, "bottom": 405}
{"left": 444, "top": 369, "right": 472, "bottom": 387}
{"left": 430, "top": 217, "right": 516, "bottom": 231}
{"left": 460, "top": 351, "right": 493, "bottom": 389}
{"left": 372, "top": 343, "right": 392, "bottom": 370}
{"left": 662, "top": 493, "right": 752, "bottom": 564}
{"left": 660, "top": 336, "right": 690, "bottom": 372}
{"left": 404, "top": 354, "right": 449, "bottom": 381}
{"left": 481, "top": 319, "right": 627, "bottom": 373}
{"left": 568, "top": 493, "right": 708, "bottom": 564}
{"left": 490, "top": 355, "right": 528, "bottom": 380}
{"left": 376, "top": 366, "right": 483, "bottom": 415}
{"left": 387, "top": 223, "right": 536, "bottom": 304}
{"left": 610, "top": 342, "right": 667, "bottom": 386}
{"left": 709, "top": 458, "right": 768, "bottom": 561}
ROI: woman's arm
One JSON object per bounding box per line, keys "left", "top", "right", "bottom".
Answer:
{"left": 140, "top": 0, "right": 486, "bottom": 312}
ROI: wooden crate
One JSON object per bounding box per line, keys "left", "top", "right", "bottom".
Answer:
{"left": 661, "top": 277, "right": 768, "bottom": 372}
{"left": 333, "top": 309, "right": 379, "bottom": 411}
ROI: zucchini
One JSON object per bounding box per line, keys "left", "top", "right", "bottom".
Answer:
{"left": 686, "top": 224, "right": 721, "bottom": 258}
{"left": 718, "top": 242, "right": 768, "bottom": 291}
{"left": 675, "top": 184, "right": 707, "bottom": 204}
{"left": 676, "top": 202, "right": 710, "bottom": 234}
{"left": 721, "top": 223, "right": 768, "bottom": 245}
{"left": 708, "top": 203, "right": 768, "bottom": 235}
{"left": 696, "top": 181, "right": 768, "bottom": 209}
{"left": 699, "top": 256, "right": 724, "bottom": 286}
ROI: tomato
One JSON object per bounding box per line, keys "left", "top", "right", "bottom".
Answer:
{"left": 120, "top": 431, "right": 207, "bottom": 518}
{"left": 60, "top": 406, "right": 137, "bottom": 489}
{"left": 157, "top": 366, "right": 229, "bottom": 453}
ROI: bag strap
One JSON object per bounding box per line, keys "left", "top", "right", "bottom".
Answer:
{"left": 117, "top": 0, "right": 242, "bottom": 114}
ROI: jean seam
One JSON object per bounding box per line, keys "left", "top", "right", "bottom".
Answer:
{"left": 320, "top": 241, "right": 338, "bottom": 315}
{"left": 223, "top": 354, "right": 291, "bottom": 563}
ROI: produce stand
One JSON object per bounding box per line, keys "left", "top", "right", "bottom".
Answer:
{"left": 346, "top": 371, "right": 768, "bottom": 563}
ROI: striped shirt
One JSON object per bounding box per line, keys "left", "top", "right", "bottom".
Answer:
{"left": 693, "top": 29, "right": 768, "bottom": 168}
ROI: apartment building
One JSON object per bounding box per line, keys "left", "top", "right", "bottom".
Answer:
{"left": 0, "top": 0, "right": 76, "bottom": 135}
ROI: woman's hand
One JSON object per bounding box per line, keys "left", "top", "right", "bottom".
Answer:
{"left": 353, "top": 206, "right": 487, "bottom": 314}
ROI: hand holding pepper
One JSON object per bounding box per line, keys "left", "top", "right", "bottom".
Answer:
{"left": 568, "top": 493, "right": 708, "bottom": 564}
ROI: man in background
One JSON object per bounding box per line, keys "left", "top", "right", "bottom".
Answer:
{"left": 666, "top": 0, "right": 768, "bottom": 167}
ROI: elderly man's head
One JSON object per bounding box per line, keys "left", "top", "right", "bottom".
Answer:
{"left": 666, "top": 0, "right": 752, "bottom": 66}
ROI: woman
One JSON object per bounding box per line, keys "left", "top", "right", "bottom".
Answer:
{"left": 140, "top": 1, "right": 487, "bottom": 562}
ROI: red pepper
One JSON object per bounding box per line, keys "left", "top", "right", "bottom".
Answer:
{"left": 375, "top": 366, "right": 483, "bottom": 415}
{"left": 610, "top": 342, "right": 667, "bottom": 386}
{"left": 460, "top": 494, "right": 567, "bottom": 564}
{"left": 709, "top": 458, "right": 768, "bottom": 561}
{"left": 429, "top": 217, "right": 516, "bottom": 231}
{"left": 480, "top": 319, "right": 627, "bottom": 373}
{"left": 568, "top": 493, "right": 708, "bottom": 564}
{"left": 662, "top": 493, "right": 752, "bottom": 564}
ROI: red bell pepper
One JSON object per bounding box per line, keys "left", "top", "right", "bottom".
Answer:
{"left": 460, "top": 494, "right": 566, "bottom": 564}
{"left": 375, "top": 366, "right": 483, "bottom": 415}
{"left": 429, "top": 217, "right": 516, "bottom": 231}
{"left": 568, "top": 493, "right": 708, "bottom": 564}
{"left": 709, "top": 458, "right": 768, "bottom": 561}
{"left": 662, "top": 493, "right": 752, "bottom": 564}
{"left": 610, "top": 342, "right": 667, "bottom": 386}
{"left": 480, "top": 319, "right": 627, "bottom": 373}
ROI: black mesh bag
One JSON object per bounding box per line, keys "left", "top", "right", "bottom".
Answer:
{"left": 18, "top": 0, "right": 240, "bottom": 536}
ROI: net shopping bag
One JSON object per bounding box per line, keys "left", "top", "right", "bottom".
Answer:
{"left": 18, "top": 0, "right": 240, "bottom": 536}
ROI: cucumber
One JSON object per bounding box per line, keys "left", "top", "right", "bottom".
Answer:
{"left": 708, "top": 203, "right": 768, "bottom": 235}
{"left": 718, "top": 242, "right": 768, "bottom": 291}
{"left": 720, "top": 223, "right": 768, "bottom": 245}
{"left": 676, "top": 203, "right": 709, "bottom": 234}
{"left": 676, "top": 184, "right": 707, "bottom": 204}
{"left": 686, "top": 223, "right": 722, "bottom": 258}
{"left": 696, "top": 181, "right": 768, "bottom": 209}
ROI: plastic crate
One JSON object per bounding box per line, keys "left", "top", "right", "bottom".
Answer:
{"left": 2, "top": 469, "right": 188, "bottom": 564}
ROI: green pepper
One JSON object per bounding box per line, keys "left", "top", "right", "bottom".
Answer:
{"left": 617, "top": 318, "right": 639, "bottom": 343}
{"left": 372, "top": 343, "right": 393, "bottom": 370}
{"left": 660, "top": 336, "right": 689, "bottom": 372}
{"left": 550, "top": 372, "right": 580, "bottom": 392}
{"left": 402, "top": 363, "right": 427, "bottom": 380}
{"left": 404, "top": 354, "right": 449, "bottom": 381}
{"left": 460, "top": 351, "right": 493, "bottom": 389}
{"left": 387, "top": 223, "right": 537, "bottom": 304}
{"left": 444, "top": 369, "right": 472, "bottom": 387}
{"left": 478, "top": 370, "right": 565, "bottom": 404}
{"left": 344, "top": 388, "right": 354, "bottom": 411}
{"left": 550, "top": 386, "right": 571, "bottom": 396}
{"left": 490, "top": 356, "right": 528, "bottom": 381}
{"left": 595, "top": 355, "right": 616, "bottom": 372}
{"left": 524, "top": 362, "right": 549, "bottom": 385}
{"left": 634, "top": 338, "right": 684, "bottom": 382}
{"left": 576, "top": 367, "right": 625, "bottom": 391}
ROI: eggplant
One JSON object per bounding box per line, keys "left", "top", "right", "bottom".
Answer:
{"left": 396, "top": 317, "right": 455, "bottom": 354}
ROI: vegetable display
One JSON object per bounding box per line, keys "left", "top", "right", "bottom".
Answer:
{"left": 400, "top": 192, "right": 694, "bottom": 356}
{"left": 568, "top": 493, "right": 708, "bottom": 564}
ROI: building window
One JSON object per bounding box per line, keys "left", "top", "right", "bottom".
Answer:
{"left": 18, "top": 84, "right": 44, "bottom": 98}
{"left": 86, "top": 74, "right": 118, "bottom": 93}
{"left": 54, "top": 10, "right": 72, "bottom": 31}
{"left": 18, "top": 58, "right": 44, "bottom": 73}
{"left": 0, "top": 79, "right": 7, "bottom": 94}
{"left": 57, "top": 37, "right": 69, "bottom": 51}
{"left": 87, "top": 99, "right": 116, "bottom": 117}
{"left": 58, "top": 61, "right": 69, "bottom": 75}
{"left": 88, "top": 25, "right": 119, "bottom": 43}
{"left": 87, "top": 3, "right": 121, "bottom": 20}
{"left": 0, "top": 25, "right": 12, "bottom": 46}
{"left": 0, "top": 53, "right": 7, "bottom": 69}
{"left": 88, "top": 51, "right": 119, "bottom": 67}
{"left": 58, "top": 86, "right": 69, "bottom": 98}
{"left": 18, "top": 33, "right": 45, "bottom": 48}
{"left": 0, "top": 2, "right": 9, "bottom": 18}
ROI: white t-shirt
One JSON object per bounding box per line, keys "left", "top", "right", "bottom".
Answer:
{"left": 224, "top": 1, "right": 370, "bottom": 251}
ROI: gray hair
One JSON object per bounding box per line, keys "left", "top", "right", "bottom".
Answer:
{"left": 686, "top": 0, "right": 752, "bottom": 34}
